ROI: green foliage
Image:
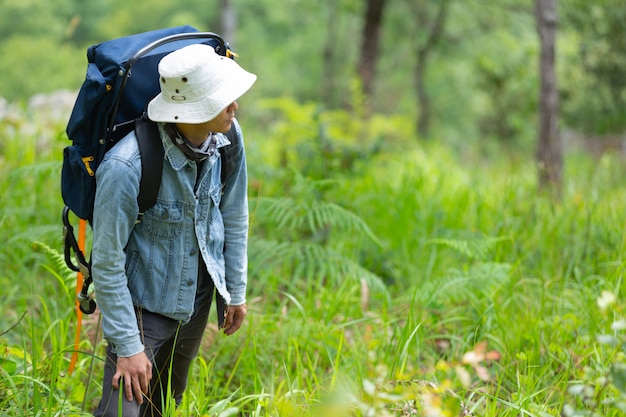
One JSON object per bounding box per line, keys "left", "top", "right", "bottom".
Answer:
{"left": 0, "top": 0, "right": 73, "bottom": 41}
{"left": 427, "top": 235, "right": 511, "bottom": 261}
{"left": 92, "top": 0, "right": 221, "bottom": 42}
{"left": 1, "top": 0, "right": 626, "bottom": 142}
{"left": 249, "top": 171, "right": 387, "bottom": 299}
{"left": 3, "top": 9, "right": 626, "bottom": 412}
{"left": 0, "top": 36, "right": 84, "bottom": 101}
{"left": 561, "top": 0, "right": 626, "bottom": 134}
{"left": 253, "top": 94, "right": 409, "bottom": 183}
{"left": 472, "top": 28, "right": 538, "bottom": 145}
{"left": 562, "top": 290, "right": 626, "bottom": 416}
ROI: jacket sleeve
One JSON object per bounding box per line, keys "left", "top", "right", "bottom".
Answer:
{"left": 91, "top": 147, "right": 144, "bottom": 357}
{"left": 219, "top": 119, "right": 248, "bottom": 306}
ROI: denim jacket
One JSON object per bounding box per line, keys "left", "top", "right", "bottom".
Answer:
{"left": 91, "top": 119, "right": 248, "bottom": 357}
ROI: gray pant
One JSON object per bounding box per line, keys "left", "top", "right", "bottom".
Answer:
{"left": 94, "top": 268, "right": 223, "bottom": 417}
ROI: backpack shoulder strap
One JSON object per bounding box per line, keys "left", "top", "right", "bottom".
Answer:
{"left": 134, "top": 118, "right": 164, "bottom": 220}
{"left": 221, "top": 120, "right": 242, "bottom": 184}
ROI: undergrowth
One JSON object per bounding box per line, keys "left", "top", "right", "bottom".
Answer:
{"left": 2, "top": 99, "right": 626, "bottom": 416}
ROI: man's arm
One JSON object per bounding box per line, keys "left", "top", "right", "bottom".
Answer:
{"left": 92, "top": 154, "right": 144, "bottom": 355}
{"left": 92, "top": 150, "right": 152, "bottom": 401}
{"left": 219, "top": 120, "right": 249, "bottom": 324}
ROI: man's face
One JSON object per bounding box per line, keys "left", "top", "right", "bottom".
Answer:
{"left": 205, "top": 101, "right": 238, "bottom": 133}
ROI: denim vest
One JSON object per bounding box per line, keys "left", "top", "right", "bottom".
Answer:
{"left": 91, "top": 120, "right": 248, "bottom": 357}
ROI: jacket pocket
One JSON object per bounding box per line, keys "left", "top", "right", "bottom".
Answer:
{"left": 142, "top": 202, "right": 184, "bottom": 238}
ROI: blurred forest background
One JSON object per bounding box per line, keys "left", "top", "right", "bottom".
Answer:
{"left": 1, "top": 0, "right": 625, "bottom": 169}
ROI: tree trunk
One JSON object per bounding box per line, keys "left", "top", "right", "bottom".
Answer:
{"left": 413, "top": 0, "right": 450, "bottom": 138}
{"left": 535, "top": 0, "right": 561, "bottom": 196}
{"left": 321, "top": 0, "right": 339, "bottom": 107}
{"left": 220, "top": 0, "right": 237, "bottom": 47}
{"left": 358, "top": 0, "right": 386, "bottom": 109}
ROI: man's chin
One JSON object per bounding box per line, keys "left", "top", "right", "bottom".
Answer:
{"left": 217, "top": 120, "right": 233, "bottom": 133}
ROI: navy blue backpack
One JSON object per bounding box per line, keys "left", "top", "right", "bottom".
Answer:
{"left": 62, "top": 25, "right": 238, "bottom": 222}
{"left": 62, "top": 26, "right": 240, "bottom": 314}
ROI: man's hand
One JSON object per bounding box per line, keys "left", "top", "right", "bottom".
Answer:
{"left": 223, "top": 304, "right": 247, "bottom": 336}
{"left": 112, "top": 351, "right": 152, "bottom": 404}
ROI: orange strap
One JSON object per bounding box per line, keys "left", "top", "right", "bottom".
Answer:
{"left": 68, "top": 218, "right": 87, "bottom": 375}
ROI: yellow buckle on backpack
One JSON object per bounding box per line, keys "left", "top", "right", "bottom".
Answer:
{"left": 82, "top": 156, "right": 95, "bottom": 176}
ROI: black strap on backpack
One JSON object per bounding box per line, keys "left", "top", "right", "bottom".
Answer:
{"left": 135, "top": 117, "right": 164, "bottom": 222}
{"left": 221, "top": 121, "right": 241, "bottom": 184}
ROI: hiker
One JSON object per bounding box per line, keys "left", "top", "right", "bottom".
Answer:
{"left": 91, "top": 43, "right": 257, "bottom": 416}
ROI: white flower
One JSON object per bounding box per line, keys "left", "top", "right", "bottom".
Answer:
{"left": 597, "top": 290, "right": 616, "bottom": 311}
{"left": 611, "top": 319, "right": 626, "bottom": 331}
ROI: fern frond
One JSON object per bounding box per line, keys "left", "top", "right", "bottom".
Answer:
{"left": 411, "top": 262, "right": 514, "bottom": 309}
{"left": 308, "top": 201, "right": 381, "bottom": 246}
{"left": 248, "top": 237, "right": 295, "bottom": 269}
{"left": 254, "top": 197, "right": 303, "bottom": 231}
{"left": 436, "top": 262, "right": 514, "bottom": 304}
{"left": 249, "top": 173, "right": 384, "bottom": 296}
{"left": 252, "top": 197, "right": 380, "bottom": 245}
{"left": 32, "top": 241, "right": 73, "bottom": 280}
{"left": 249, "top": 237, "right": 387, "bottom": 295}
{"left": 32, "top": 241, "right": 76, "bottom": 298}
{"left": 426, "top": 235, "right": 509, "bottom": 261}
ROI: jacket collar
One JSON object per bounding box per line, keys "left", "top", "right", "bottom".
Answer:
{"left": 158, "top": 123, "right": 226, "bottom": 171}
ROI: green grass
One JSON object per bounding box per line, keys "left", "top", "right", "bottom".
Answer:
{"left": 2, "top": 102, "right": 626, "bottom": 416}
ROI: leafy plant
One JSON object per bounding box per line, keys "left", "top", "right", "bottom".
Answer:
{"left": 249, "top": 170, "right": 387, "bottom": 298}
{"left": 562, "top": 290, "right": 626, "bottom": 416}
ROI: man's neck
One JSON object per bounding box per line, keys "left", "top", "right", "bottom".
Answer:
{"left": 175, "top": 122, "right": 212, "bottom": 147}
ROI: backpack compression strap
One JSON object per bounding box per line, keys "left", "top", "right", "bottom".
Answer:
{"left": 221, "top": 121, "right": 242, "bottom": 184}
{"left": 134, "top": 118, "right": 164, "bottom": 222}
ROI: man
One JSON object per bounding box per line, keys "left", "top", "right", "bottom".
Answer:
{"left": 92, "top": 43, "right": 257, "bottom": 416}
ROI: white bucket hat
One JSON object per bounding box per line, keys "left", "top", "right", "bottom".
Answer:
{"left": 147, "top": 43, "right": 256, "bottom": 124}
